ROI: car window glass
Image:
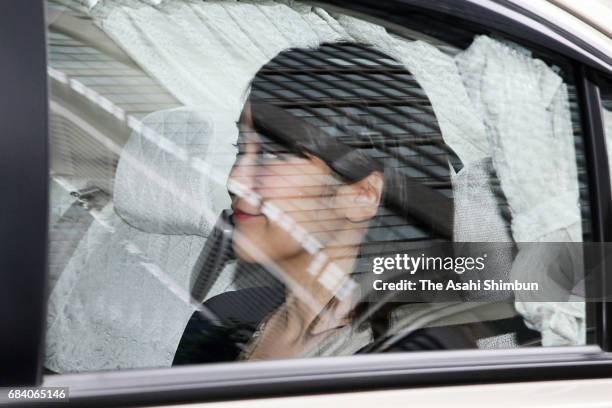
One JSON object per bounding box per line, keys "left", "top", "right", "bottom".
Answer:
{"left": 45, "top": 0, "right": 593, "bottom": 374}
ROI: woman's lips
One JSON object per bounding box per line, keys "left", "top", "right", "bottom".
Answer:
{"left": 233, "top": 209, "right": 262, "bottom": 222}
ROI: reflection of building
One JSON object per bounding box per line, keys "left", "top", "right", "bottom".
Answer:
{"left": 250, "top": 41, "right": 461, "bottom": 242}
{"left": 47, "top": 0, "right": 459, "bottom": 248}
{"left": 46, "top": 0, "right": 590, "bottom": 246}
{"left": 41, "top": 0, "right": 599, "bottom": 374}
{"left": 48, "top": 1, "right": 182, "bottom": 195}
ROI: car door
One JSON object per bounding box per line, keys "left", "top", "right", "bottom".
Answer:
{"left": 2, "top": 0, "right": 612, "bottom": 406}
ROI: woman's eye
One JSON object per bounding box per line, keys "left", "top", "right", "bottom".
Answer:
{"left": 261, "top": 151, "right": 279, "bottom": 161}
{"left": 259, "top": 142, "right": 287, "bottom": 161}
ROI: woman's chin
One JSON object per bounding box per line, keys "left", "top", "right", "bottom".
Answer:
{"left": 232, "top": 240, "right": 266, "bottom": 264}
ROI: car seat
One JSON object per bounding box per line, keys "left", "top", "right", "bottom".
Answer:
{"left": 45, "top": 107, "right": 272, "bottom": 373}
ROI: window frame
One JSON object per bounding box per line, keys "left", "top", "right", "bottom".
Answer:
{"left": 0, "top": 0, "right": 48, "bottom": 388}
{"left": 2, "top": 0, "right": 612, "bottom": 403}
{"left": 588, "top": 70, "right": 612, "bottom": 351}
{"left": 577, "top": 68, "right": 612, "bottom": 350}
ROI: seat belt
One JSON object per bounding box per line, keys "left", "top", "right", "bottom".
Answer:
{"left": 190, "top": 209, "right": 235, "bottom": 303}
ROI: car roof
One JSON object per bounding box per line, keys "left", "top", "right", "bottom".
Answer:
{"left": 509, "top": 0, "right": 612, "bottom": 67}
{"left": 545, "top": 0, "right": 612, "bottom": 39}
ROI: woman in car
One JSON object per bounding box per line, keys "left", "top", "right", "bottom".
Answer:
{"left": 174, "top": 43, "right": 475, "bottom": 364}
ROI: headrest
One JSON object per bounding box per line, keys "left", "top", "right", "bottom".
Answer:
{"left": 93, "top": 1, "right": 487, "bottom": 168}
{"left": 101, "top": 3, "right": 493, "bottom": 236}
{"left": 113, "top": 107, "right": 234, "bottom": 236}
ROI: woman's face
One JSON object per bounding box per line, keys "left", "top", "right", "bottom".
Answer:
{"left": 228, "top": 103, "right": 345, "bottom": 265}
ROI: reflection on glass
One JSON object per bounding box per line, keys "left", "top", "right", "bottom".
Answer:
{"left": 176, "top": 44, "right": 471, "bottom": 364}
{"left": 45, "top": 0, "right": 592, "bottom": 374}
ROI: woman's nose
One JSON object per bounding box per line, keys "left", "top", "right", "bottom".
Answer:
{"left": 227, "top": 152, "right": 259, "bottom": 196}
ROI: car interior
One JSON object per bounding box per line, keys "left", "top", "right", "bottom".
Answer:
{"left": 44, "top": 0, "right": 590, "bottom": 374}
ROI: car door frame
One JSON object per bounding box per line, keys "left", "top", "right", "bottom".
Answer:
{"left": 2, "top": 0, "right": 612, "bottom": 405}
{"left": 0, "top": 0, "right": 49, "bottom": 388}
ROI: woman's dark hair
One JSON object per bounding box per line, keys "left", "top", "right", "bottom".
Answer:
{"left": 243, "top": 42, "right": 461, "bottom": 337}
{"left": 192, "top": 43, "right": 460, "bottom": 342}
{"left": 247, "top": 42, "right": 456, "bottom": 239}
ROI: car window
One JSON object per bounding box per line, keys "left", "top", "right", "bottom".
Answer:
{"left": 44, "top": 0, "right": 593, "bottom": 374}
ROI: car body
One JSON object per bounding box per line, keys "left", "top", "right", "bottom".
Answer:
{"left": 1, "top": 0, "right": 612, "bottom": 407}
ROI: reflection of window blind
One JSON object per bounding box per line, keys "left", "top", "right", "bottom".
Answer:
{"left": 49, "top": 113, "right": 76, "bottom": 177}
{"left": 47, "top": 20, "right": 181, "bottom": 193}
{"left": 254, "top": 42, "right": 459, "bottom": 182}
{"left": 46, "top": 0, "right": 591, "bottom": 243}
{"left": 50, "top": 114, "right": 118, "bottom": 193}
{"left": 251, "top": 42, "right": 467, "bottom": 244}
{"left": 47, "top": 29, "right": 180, "bottom": 118}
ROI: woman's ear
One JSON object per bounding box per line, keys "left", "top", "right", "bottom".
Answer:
{"left": 338, "top": 171, "right": 384, "bottom": 223}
